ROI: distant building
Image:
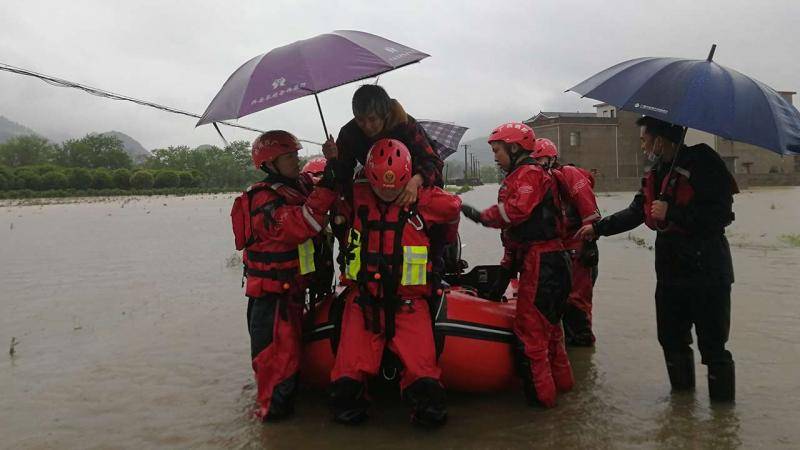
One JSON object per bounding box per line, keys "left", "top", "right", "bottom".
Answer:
{"left": 525, "top": 108, "right": 644, "bottom": 179}
{"left": 525, "top": 91, "right": 800, "bottom": 178}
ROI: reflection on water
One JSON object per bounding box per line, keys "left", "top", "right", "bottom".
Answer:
{"left": 1, "top": 187, "right": 799, "bottom": 448}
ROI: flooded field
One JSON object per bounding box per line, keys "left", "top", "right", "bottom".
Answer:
{"left": 1, "top": 187, "right": 799, "bottom": 449}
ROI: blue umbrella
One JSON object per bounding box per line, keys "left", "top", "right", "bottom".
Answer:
{"left": 568, "top": 45, "right": 800, "bottom": 155}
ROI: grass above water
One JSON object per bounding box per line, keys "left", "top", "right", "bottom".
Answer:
{"left": 779, "top": 234, "right": 800, "bottom": 247}
{"left": 446, "top": 185, "right": 473, "bottom": 194}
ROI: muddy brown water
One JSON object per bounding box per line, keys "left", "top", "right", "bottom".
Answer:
{"left": 1, "top": 187, "right": 799, "bottom": 449}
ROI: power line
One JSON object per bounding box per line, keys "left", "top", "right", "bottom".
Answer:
{"left": 0, "top": 61, "right": 323, "bottom": 146}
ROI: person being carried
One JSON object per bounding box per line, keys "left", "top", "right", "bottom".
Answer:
{"left": 324, "top": 84, "right": 444, "bottom": 201}
{"left": 576, "top": 116, "right": 738, "bottom": 403}
{"left": 461, "top": 123, "right": 574, "bottom": 408}
{"left": 231, "top": 131, "right": 341, "bottom": 421}
{"left": 323, "top": 85, "right": 453, "bottom": 285}
{"left": 328, "top": 138, "right": 461, "bottom": 428}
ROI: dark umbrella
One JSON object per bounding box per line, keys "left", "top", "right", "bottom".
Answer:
{"left": 568, "top": 45, "right": 800, "bottom": 155}
{"left": 418, "top": 120, "right": 469, "bottom": 160}
{"left": 197, "top": 30, "right": 429, "bottom": 138}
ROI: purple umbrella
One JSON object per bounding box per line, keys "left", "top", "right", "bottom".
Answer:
{"left": 196, "top": 30, "right": 430, "bottom": 138}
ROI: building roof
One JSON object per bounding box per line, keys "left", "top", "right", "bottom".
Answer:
{"left": 525, "top": 111, "right": 596, "bottom": 122}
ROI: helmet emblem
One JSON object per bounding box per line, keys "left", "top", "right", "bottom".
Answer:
{"left": 383, "top": 170, "right": 396, "bottom": 185}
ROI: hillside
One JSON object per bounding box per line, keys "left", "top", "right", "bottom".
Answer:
{"left": 0, "top": 116, "right": 39, "bottom": 143}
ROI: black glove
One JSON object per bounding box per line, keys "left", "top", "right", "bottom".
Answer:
{"left": 461, "top": 204, "right": 484, "bottom": 224}
{"left": 487, "top": 266, "right": 513, "bottom": 301}
{"left": 578, "top": 239, "right": 599, "bottom": 267}
{"left": 318, "top": 158, "right": 343, "bottom": 189}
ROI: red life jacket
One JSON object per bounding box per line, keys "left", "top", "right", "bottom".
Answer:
{"left": 642, "top": 164, "right": 695, "bottom": 233}
{"left": 231, "top": 180, "right": 317, "bottom": 297}
{"left": 504, "top": 159, "right": 564, "bottom": 244}
{"left": 342, "top": 181, "right": 432, "bottom": 301}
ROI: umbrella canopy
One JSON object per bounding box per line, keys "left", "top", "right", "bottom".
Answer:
{"left": 197, "top": 30, "right": 429, "bottom": 131}
{"left": 419, "top": 120, "right": 469, "bottom": 160}
{"left": 568, "top": 46, "right": 800, "bottom": 155}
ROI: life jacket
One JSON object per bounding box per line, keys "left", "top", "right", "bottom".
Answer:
{"left": 551, "top": 165, "right": 600, "bottom": 238}
{"left": 504, "top": 159, "right": 564, "bottom": 243}
{"left": 339, "top": 180, "right": 433, "bottom": 338}
{"left": 231, "top": 180, "right": 316, "bottom": 297}
{"left": 342, "top": 181, "right": 431, "bottom": 296}
{"left": 643, "top": 146, "right": 739, "bottom": 234}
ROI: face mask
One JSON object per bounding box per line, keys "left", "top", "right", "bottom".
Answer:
{"left": 645, "top": 138, "right": 662, "bottom": 162}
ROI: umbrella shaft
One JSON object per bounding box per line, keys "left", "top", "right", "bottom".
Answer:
{"left": 658, "top": 127, "right": 688, "bottom": 200}
{"left": 314, "top": 93, "right": 329, "bottom": 139}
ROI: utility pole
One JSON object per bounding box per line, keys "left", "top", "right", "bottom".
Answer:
{"left": 463, "top": 144, "right": 469, "bottom": 183}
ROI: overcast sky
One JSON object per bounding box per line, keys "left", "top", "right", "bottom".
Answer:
{"left": 1, "top": 0, "right": 798, "bottom": 152}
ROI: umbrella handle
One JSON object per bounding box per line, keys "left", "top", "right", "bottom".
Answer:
{"left": 314, "top": 93, "right": 329, "bottom": 139}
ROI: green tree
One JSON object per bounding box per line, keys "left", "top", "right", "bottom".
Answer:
{"left": 0, "top": 165, "right": 12, "bottom": 189}
{"left": 130, "top": 170, "right": 154, "bottom": 189}
{"left": 143, "top": 141, "right": 258, "bottom": 188}
{"left": 154, "top": 170, "right": 180, "bottom": 188}
{"left": 189, "top": 169, "right": 205, "bottom": 186}
{"left": 68, "top": 167, "right": 94, "bottom": 189}
{"left": 112, "top": 168, "right": 132, "bottom": 189}
{"left": 41, "top": 171, "right": 69, "bottom": 190}
{"left": 56, "top": 134, "right": 133, "bottom": 169}
{"left": 177, "top": 171, "right": 196, "bottom": 188}
{"left": 0, "top": 135, "right": 54, "bottom": 167}
{"left": 92, "top": 168, "right": 113, "bottom": 189}
{"left": 16, "top": 169, "right": 42, "bottom": 190}
{"left": 480, "top": 165, "right": 501, "bottom": 183}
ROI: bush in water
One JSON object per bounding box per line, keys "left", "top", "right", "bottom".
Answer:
{"left": 130, "top": 170, "right": 154, "bottom": 189}
{"left": 154, "top": 170, "right": 181, "bottom": 188}
{"left": 16, "top": 170, "right": 43, "bottom": 190}
{"left": 41, "top": 171, "right": 69, "bottom": 190}
{"left": 68, "top": 168, "right": 94, "bottom": 189}
{"left": 178, "top": 171, "right": 196, "bottom": 188}
{"left": 30, "top": 164, "right": 62, "bottom": 175}
{"left": 92, "top": 168, "right": 114, "bottom": 189}
{"left": 112, "top": 168, "right": 132, "bottom": 189}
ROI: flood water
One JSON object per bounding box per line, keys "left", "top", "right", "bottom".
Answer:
{"left": 1, "top": 186, "right": 799, "bottom": 449}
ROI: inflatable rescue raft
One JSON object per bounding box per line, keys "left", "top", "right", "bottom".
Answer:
{"left": 301, "top": 265, "right": 521, "bottom": 392}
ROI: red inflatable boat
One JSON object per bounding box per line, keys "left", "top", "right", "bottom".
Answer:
{"left": 300, "top": 265, "right": 521, "bottom": 393}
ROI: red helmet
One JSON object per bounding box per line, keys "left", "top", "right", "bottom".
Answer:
{"left": 301, "top": 157, "right": 327, "bottom": 175}
{"left": 488, "top": 122, "right": 536, "bottom": 151}
{"left": 365, "top": 138, "right": 411, "bottom": 191}
{"left": 533, "top": 138, "right": 558, "bottom": 159}
{"left": 252, "top": 130, "right": 301, "bottom": 169}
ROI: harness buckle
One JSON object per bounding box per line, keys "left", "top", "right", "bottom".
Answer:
{"left": 408, "top": 214, "right": 424, "bottom": 231}
{"left": 382, "top": 366, "right": 398, "bottom": 381}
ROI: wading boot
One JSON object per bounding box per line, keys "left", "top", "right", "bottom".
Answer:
{"left": 329, "top": 377, "right": 370, "bottom": 425}
{"left": 404, "top": 378, "right": 448, "bottom": 428}
{"left": 708, "top": 360, "right": 735, "bottom": 403}
{"left": 664, "top": 350, "right": 695, "bottom": 391}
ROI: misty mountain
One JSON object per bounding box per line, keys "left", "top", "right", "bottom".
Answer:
{"left": 0, "top": 116, "right": 40, "bottom": 143}
{"left": 93, "top": 131, "right": 150, "bottom": 162}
